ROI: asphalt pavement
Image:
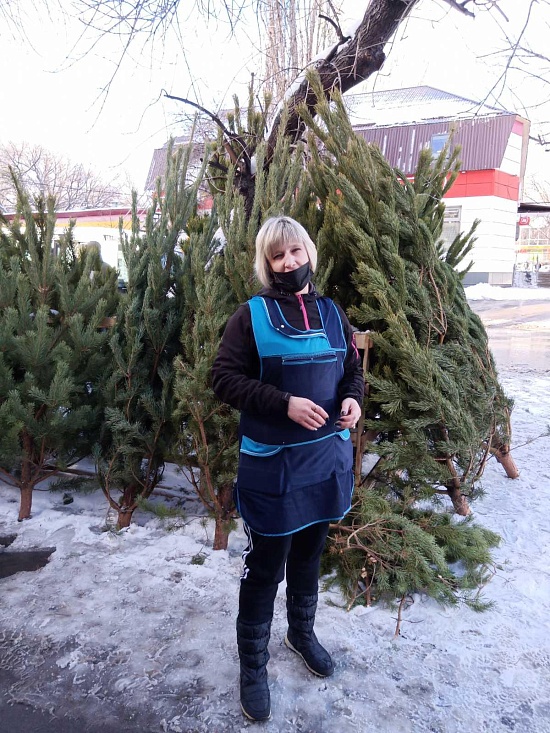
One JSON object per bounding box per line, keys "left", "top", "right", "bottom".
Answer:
{"left": 469, "top": 298, "right": 550, "bottom": 370}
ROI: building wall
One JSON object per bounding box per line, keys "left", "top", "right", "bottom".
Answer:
{"left": 442, "top": 152, "right": 523, "bottom": 286}
{"left": 54, "top": 224, "right": 128, "bottom": 281}
{"left": 446, "top": 169, "right": 519, "bottom": 201}
{"left": 354, "top": 114, "right": 516, "bottom": 175}
{"left": 354, "top": 112, "right": 528, "bottom": 287}
{"left": 443, "top": 195, "right": 518, "bottom": 285}
{"left": 52, "top": 208, "right": 146, "bottom": 282}
{"left": 500, "top": 121, "right": 524, "bottom": 177}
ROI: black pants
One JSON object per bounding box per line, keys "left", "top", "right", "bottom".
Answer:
{"left": 238, "top": 521, "right": 330, "bottom": 624}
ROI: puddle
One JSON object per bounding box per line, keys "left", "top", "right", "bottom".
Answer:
{"left": 487, "top": 329, "right": 550, "bottom": 371}
{"left": 469, "top": 299, "right": 550, "bottom": 371}
{"left": 0, "top": 535, "right": 17, "bottom": 549}
{"left": 0, "top": 542, "right": 56, "bottom": 579}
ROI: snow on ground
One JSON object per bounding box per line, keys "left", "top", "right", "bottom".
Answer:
{"left": 465, "top": 283, "right": 550, "bottom": 301}
{"left": 1, "top": 308, "right": 550, "bottom": 732}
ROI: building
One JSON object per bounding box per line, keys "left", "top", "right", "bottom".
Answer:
{"left": 345, "top": 86, "right": 530, "bottom": 286}
{"left": 53, "top": 207, "right": 147, "bottom": 282}
{"left": 144, "top": 136, "right": 213, "bottom": 215}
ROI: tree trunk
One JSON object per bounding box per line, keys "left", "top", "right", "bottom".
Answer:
{"left": 116, "top": 484, "right": 139, "bottom": 529}
{"left": 266, "top": 0, "right": 419, "bottom": 160}
{"left": 18, "top": 437, "right": 34, "bottom": 521}
{"left": 18, "top": 484, "right": 33, "bottom": 521}
{"left": 212, "top": 482, "right": 235, "bottom": 551}
{"left": 447, "top": 485, "right": 472, "bottom": 516}
{"left": 117, "top": 509, "right": 134, "bottom": 529}
{"left": 493, "top": 445, "right": 520, "bottom": 479}
{"left": 213, "top": 518, "right": 232, "bottom": 551}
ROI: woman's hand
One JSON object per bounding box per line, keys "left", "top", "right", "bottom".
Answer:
{"left": 336, "top": 398, "right": 362, "bottom": 430}
{"left": 287, "top": 396, "right": 329, "bottom": 431}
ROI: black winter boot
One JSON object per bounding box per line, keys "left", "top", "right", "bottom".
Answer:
{"left": 285, "top": 592, "right": 334, "bottom": 677}
{"left": 236, "top": 619, "right": 272, "bottom": 721}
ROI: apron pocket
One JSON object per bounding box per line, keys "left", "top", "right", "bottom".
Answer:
{"left": 238, "top": 438, "right": 286, "bottom": 496}
{"left": 281, "top": 352, "right": 338, "bottom": 401}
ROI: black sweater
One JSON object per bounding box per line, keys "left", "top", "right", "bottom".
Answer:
{"left": 211, "top": 285, "right": 365, "bottom": 418}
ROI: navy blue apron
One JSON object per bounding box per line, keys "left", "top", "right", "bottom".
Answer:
{"left": 235, "top": 295, "right": 354, "bottom": 536}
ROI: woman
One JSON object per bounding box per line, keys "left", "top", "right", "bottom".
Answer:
{"left": 212, "top": 216, "right": 364, "bottom": 721}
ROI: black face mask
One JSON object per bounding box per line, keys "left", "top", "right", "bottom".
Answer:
{"left": 271, "top": 262, "right": 312, "bottom": 293}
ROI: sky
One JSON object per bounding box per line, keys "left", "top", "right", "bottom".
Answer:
{"left": 0, "top": 287, "right": 549, "bottom": 731}
{"left": 0, "top": 0, "right": 549, "bottom": 196}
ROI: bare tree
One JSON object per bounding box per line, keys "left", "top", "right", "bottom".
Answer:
{"left": 259, "top": 0, "right": 345, "bottom": 105}
{"left": 474, "top": 0, "right": 550, "bottom": 149}
{"left": 5, "top": 2, "right": 542, "bottom": 123}
{"left": 7, "top": 1, "right": 547, "bottom": 165}
{"left": 165, "top": 0, "right": 496, "bottom": 215}
{"left": 0, "top": 0, "right": 64, "bottom": 40}
{"left": 51, "top": 1, "right": 512, "bottom": 102}
{"left": 0, "top": 142, "right": 130, "bottom": 212}
{"left": 68, "top": 0, "right": 481, "bottom": 45}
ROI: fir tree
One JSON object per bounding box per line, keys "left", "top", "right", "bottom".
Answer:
{"left": 298, "top": 75, "right": 508, "bottom": 609}
{"left": 173, "top": 213, "right": 240, "bottom": 550}
{"left": 96, "top": 141, "right": 205, "bottom": 529}
{"left": 0, "top": 178, "right": 118, "bottom": 520}
{"left": 173, "top": 88, "right": 319, "bottom": 549}
{"left": 175, "top": 76, "right": 507, "bottom": 616}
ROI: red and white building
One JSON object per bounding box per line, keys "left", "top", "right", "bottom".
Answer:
{"left": 346, "top": 86, "right": 530, "bottom": 286}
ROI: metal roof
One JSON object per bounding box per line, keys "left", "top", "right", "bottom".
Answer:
{"left": 143, "top": 87, "right": 524, "bottom": 189}
{"left": 344, "top": 85, "right": 507, "bottom": 127}
{"left": 354, "top": 114, "right": 518, "bottom": 173}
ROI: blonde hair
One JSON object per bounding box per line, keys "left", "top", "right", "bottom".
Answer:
{"left": 254, "top": 216, "right": 318, "bottom": 288}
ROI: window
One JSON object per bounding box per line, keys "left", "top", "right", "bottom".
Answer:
{"left": 441, "top": 206, "right": 461, "bottom": 252}
{"left": 430, "top": 133, "right": 449, "bottom": 158}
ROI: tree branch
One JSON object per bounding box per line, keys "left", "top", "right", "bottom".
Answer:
{"left": 319, "top": 13, "right": 348, "bottom": 43}
{"left": 266, "top": 0, "right": 420, "bottom": 161}
{"left": 440, "top": 0, "right": 475, "bottom": 18}
{"left": 163, "top": 91, "right": 233, "bottom": 139}
{"left": 476, "top": 0, "right": 537, "bottom": 110}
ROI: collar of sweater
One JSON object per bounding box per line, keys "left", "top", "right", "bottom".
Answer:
{"left": 257, "top": 283, "right": 319, "bottom": 301}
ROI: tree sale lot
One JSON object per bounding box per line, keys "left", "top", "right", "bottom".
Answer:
{"left": 0, "top": 85, "right": 519, "bottom": 611}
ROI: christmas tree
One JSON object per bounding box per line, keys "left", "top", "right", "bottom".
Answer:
{"left": 95, "top": 141, "right": 206, "bottom": 528}
{"left": 171, "top": 77, "right": 509, "bottom": 615}
{"left": 173, "top": 212, "right": 240, "bottom": 549}
{"left": 173, "top": 88, "right": 319, "bottom": 549}
{"left": 0, "top": 177, "right": 117, "bottom": 520}
{"left": 298, "top": 76, "right": 509, "bottom": 611}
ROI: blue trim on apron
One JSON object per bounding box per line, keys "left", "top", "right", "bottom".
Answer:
{"left": 236, "top": 295, "right": 354, "bottom": 536}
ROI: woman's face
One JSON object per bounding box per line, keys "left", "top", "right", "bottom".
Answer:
{"left": 268, "top": 240, "right": 309, "bottom": 274}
